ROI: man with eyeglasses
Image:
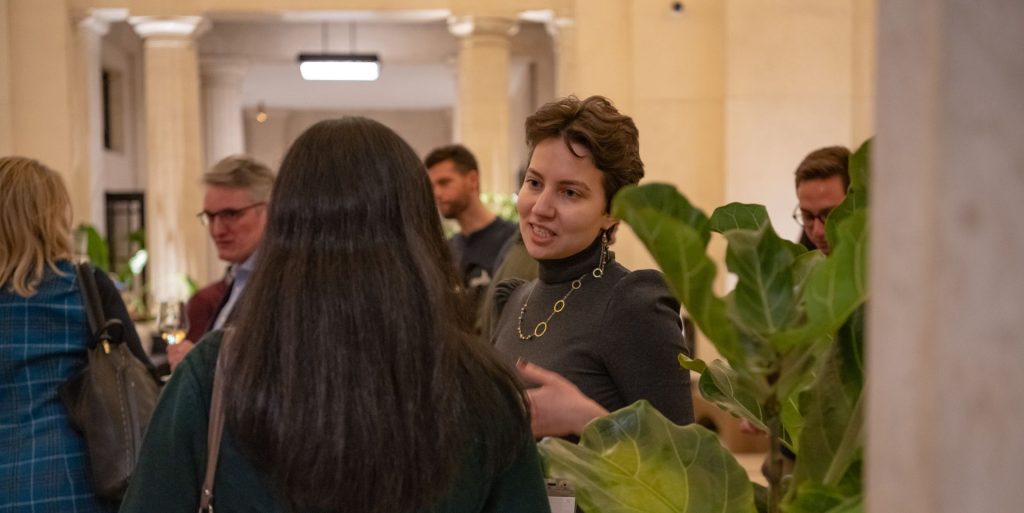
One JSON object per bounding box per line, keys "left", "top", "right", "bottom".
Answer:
{"left": 792, "top": 146, "right": 850, "bottom": 256}
{"left": 167, "top": 155, "right": 274, "bottom": 371}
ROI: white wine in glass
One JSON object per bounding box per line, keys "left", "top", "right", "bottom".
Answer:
{"left": 157, "top": 301, "right": 189, "bottom": 345}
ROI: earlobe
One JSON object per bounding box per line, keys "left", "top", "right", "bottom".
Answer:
{"left": 603, "top": 217, "right": 619, "bottom": 232}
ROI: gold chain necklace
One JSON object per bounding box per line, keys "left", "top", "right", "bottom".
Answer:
{"left": 517, "top": 236, "right": 608, "bottom": 341}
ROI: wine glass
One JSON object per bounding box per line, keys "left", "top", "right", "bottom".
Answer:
{"left": 156, "top": 301, "right": 189, "bottom": 346}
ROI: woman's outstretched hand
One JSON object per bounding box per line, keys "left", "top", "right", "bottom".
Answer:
{"left": 516, "top": 359, "right": 609, "bottom": 438}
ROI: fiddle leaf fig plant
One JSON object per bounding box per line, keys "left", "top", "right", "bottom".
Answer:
{"left": 541, "top": 401, "right": 755, "bottom": 513}
{"left": 538, "top": 140, "right": 872, "bottom": 513}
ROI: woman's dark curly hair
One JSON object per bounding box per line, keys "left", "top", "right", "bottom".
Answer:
{"left": 525, "top": 95, "right": 644, "bottom": 210}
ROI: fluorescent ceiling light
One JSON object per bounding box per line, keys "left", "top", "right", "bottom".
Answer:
{"left": 298, "top": 54, "right": 380, "bottom": 81}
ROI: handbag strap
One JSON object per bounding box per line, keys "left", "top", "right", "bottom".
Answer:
{"left": 75, "top": 263, "right": 104, "bottom": 343}
{"left": 75, "top": 263, "right": 124, "bottom": 350}
{"left": 199, "top": 331, "right": 230, "bottom": 513}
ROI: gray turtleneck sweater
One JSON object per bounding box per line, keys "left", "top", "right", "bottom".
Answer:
{"left": 492, "top": 237, "right": 694, "bottom": 430}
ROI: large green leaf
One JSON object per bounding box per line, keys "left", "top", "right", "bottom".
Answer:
{"left": 75, "top": 224, "right": 109, "bottom": 272}
{"left": 678, "top": 354, "right": 708, "bottom": 374}
{"left": 721, "top": 226, "right": 800, "bottom": 340}
{"left": 770, "top": 210, "right": 868, "bottom": 351}
{"left": 786, "top": 251, "right": 826, "bottom": 327}
{"left": 616, "top": 183, "right": 712, "bottom": 245}
{"left": 783, "top": 483, "right": 862, "bottom": 513}
{"left": 847, "top": 140, "right": 870, "bottom": 191}
{"left": 539, "top": 401, "right": 756, "bottom": 513}
{"left": 710, "top": 204, "right": 807, "bottom": 349}
{"left": 693, "top": 359, "right": 771, "bottom": 431}
{"left": 709, "top": 203, "right": 771, "bottom": 233}
{"left": 791, "top": 307, "right": 865, "bottom": 487}
{"left": 825, "top": 141, "right": 870, "bottom": 253}
{"left": 614, "top": 185, "right": 743, "bottom": 363}
{"left": 822, "top": 496, "right": 863, "bottom": 513}
{"left": 774, "top": 342, "right": 832, "bottom": 453}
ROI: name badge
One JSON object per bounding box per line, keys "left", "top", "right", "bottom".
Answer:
{"left": 546, "top": 478, "right": 576, "bottom": 513}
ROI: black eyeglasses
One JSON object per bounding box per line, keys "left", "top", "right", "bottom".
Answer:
{"left": 792, "top": 205, "right": 832, "bottom": 227}
{"left": 197, "top": 203, "right": 266, "bottom": 227}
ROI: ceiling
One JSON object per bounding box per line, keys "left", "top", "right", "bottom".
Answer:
{"left": 197, "top": 11, "right": 552, "bottom": 111}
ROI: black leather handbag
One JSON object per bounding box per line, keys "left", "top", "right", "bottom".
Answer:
{"left": 58, "top": 263, "right": 160, "bottom": 499}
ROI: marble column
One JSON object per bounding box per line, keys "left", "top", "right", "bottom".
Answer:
{"left": 448, "top": 15, "right": 518, "bottom": 194}
{"left": 6, "top": 0, "right": 80, "bottom": 220}
{"left": 201, "top": 58, "right": 246, "bottom": 168}
{"left": 869, "top": 1, "right": 1024, "bottom": 512}
{"left": 130, "top": 15, "right": 210, "bottom": 301}
{"left": 545, "top": 7, "right": 578, "bottom": 98}
{"left": 0, "top": 0, "right": 13, "bottom": 155}
{"left": 75, "top": 13, "right": 111, "bottom": 230}
{"left": 200, "top": 58, "right": 247, "bottom": 281}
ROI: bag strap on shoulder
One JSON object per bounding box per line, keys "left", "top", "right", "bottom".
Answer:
{"left": 200, "top": 330, "right": 230, "bottom": 513}
{"left": 75, "top": 263, "right": 125, "bottom": 350}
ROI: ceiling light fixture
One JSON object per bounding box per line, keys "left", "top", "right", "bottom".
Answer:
{"left": 298, "top": 22, "right": 379, "bottom": 81}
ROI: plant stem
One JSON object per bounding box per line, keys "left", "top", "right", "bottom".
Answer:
{"left": 764, "top": 396, "right": 785, "bottom": 513}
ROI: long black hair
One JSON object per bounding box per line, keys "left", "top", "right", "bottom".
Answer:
{"left": 224, "top": 117, "right": 529, "bottom": 513}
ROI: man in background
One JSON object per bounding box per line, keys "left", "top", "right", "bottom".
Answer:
{"left": 425, "top": 144, "right": 516, "bottom": 315}
{"left": 793, "top": 145, "right": 850, "bottom": 255}
{"left": 167, "top": 155, "right": 274, "bottom": 370}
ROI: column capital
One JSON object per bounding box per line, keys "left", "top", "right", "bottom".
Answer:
{"left": 129, "top": 16, "right": 210, "bottom": 40}
{"left": 447, "top": 16, "right": 519, "bottom": 39}
{"left": 545, "top": 14, "right": 575, "bottom": 38}
{"left": 517, "top": 8, "right": 575, "bottom": 38}
{"left": 200, "top": 58, "right": 249, "bottom": 81}
{"left": 75, "top": 8, "right": 129, "bottom": 36}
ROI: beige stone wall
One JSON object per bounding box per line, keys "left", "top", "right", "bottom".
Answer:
{"left": 243, "top": 107, "right": 452, "bottom": 172}
{"left": 0, "top": 0, "right": 13, "bottom": 156}
{"left": 725, "top": 0, "right": 859, "bottom": 238}
{"left": 6, "top": 0, "right": 88, "bottom": 224}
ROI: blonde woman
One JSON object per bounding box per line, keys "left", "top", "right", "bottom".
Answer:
{"left": 0, "top": 157, "right": 151, "bottom": 511}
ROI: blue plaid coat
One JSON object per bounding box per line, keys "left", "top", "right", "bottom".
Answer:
{"left": 1, "top": 260, "right": 117, "bottom": 512}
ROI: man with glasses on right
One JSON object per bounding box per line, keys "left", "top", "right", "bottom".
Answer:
{"left": 793, "top": 146, "right": 850, "bottom": 256}
{"left": 167, "top": 155, "right": 274, "bottom": 371}
{"left": 740, "top": 146, "right": 852, "bottom": 444}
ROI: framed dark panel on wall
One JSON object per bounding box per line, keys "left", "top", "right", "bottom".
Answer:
{"left": 105, "top": 192, "right": 146, "bottom": 284}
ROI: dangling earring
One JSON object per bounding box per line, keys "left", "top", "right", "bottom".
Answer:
{"left": 593, "top": 230, "right": 608, "bottom": 278}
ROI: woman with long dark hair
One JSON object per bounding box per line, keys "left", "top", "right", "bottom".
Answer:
{"left": 121, "top": 118, "right": 549, "bottom": 513}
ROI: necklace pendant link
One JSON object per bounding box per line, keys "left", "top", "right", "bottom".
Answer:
{"left": 553, "top": 299, "right": 565, "bottom": 313}
{"left": 533, "top": 321, "right": 548, "bottom": 338}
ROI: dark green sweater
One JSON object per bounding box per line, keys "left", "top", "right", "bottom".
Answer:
{"left": 120, "top": 332, "right": 551, "bottom": 513}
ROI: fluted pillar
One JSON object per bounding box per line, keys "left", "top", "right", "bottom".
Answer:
{"left": 546, "top": 7, "right": 578, "bottom": 98}
{"left": 448, "top": 16, "right": 518, "bottom": 194}
{"left": 200, "top": 58, "right": 247, "bottom": 280}
{"left": 201, "top": 58, "right": 246, "bottom": 167}
{"left": 6, "top": 0, "right": 79, "bottom": 220}
{"left": 130, "top": 16, "right": 209, "bottom": 301}
{"left": 75, "top": 13, "right": 111, "bottom": 230}
{"left": 0, "top": 0, "right": 13, "bottom": 156}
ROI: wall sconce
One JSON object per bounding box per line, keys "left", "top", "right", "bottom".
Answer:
{"left": 255, "top": 102, "right": 268, "bottom": 123}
